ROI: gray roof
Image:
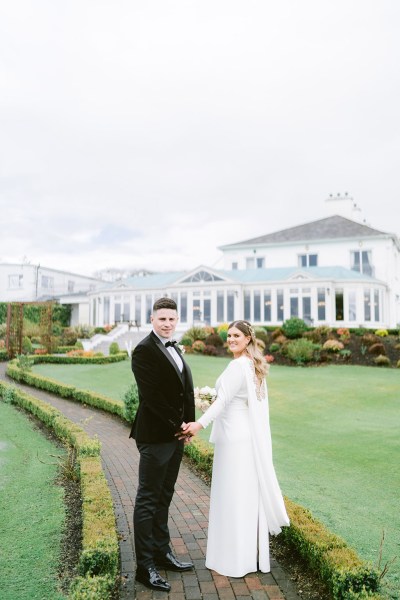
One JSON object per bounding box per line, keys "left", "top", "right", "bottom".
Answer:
{"left": 220, "top": 215, "right": 390, "bottom": 248}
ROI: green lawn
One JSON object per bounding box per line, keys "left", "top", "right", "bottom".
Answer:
{"left": 0, "top": 402, "right": 66, "bottom": 600}
{"left": 33, "top": 357, "right": 400, "bottom": 596}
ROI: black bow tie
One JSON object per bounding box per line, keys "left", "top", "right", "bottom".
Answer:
{"left": 165, "top": 340, "right": 177, "bottom": 348}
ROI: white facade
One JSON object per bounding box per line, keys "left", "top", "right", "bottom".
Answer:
{"left": 0, "top": 263, "right": 102, "bottom": 303}
{"left": 85, "top": 214, "right": 399, "bottom": 330}
{"left": 4, "top": 210, "right": 398, "bottom": 330}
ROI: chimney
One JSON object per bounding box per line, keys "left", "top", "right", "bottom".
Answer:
{"left": 324, "top": 193, "right": 363, "bottom": 222}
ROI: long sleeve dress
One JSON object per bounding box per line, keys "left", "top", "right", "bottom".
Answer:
{"left": 197, "top": 356, "right": 289, "bottom": 577}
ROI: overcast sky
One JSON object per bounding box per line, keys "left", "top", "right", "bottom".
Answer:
{"left": 1, "top": 1, "right": 399, "bottom": 277}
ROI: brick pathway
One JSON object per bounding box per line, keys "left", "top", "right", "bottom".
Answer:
{"left": 0, "top": 364, "right": 301, "bottom": 600}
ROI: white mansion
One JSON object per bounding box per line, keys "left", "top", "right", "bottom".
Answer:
{"left": 65, "top": 210, "right": 399, "bottom": 331}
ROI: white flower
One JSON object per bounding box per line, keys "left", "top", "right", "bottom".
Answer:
{"left": 178, "top": 344, "right": 185, "bottom": 354}
{"left": 194, "top": 385, "right": 217, "bottom": 412}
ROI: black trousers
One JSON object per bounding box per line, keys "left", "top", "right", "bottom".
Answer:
{"left": 134, "top": 439, "right": 184, "bottom": 569}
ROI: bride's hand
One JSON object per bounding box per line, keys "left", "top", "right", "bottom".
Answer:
{"left": 180, "top": 422, "right": 203, "bottom": 437}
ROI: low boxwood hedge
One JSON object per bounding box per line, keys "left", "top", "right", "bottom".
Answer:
{"left": 6, "top": 360, "right": 126, "bottom": 420}
{"left": 0, "top": 381, "right": 119, "bottom": 599}
{"left": 31, "top": 352, "right": 127, "bottom": 365}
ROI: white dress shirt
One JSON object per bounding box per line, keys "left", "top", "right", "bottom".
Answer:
{"left": 153, "top": 330, "right": 183, "bottom": 372}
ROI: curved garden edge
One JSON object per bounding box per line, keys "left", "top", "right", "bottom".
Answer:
{"left": 5, "top": 358, "right": 385, "bottom": 599}
{"left": 0, "top": 379, "right": 119, "bottom": 600}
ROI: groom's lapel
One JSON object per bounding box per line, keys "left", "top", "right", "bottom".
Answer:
{"left": 150, "top": 332, "right": 183, "bottom": 383}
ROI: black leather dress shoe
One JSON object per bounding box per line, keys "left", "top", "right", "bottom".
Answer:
{"left": 155, "top": 551, "right": 194, "bottom": 571}
{"left": 135, "top": 566, "right": 171, "bottom": 591}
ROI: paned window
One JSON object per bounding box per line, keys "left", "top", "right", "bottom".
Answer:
{"left": 8, "top": 274, "right": 23, "bottom": 288}
{"left": 351, "top": 250, "right": 373, "bottom": 276}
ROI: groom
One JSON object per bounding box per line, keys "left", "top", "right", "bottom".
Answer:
{"left": 130, "top": 297, "right": 195, "bottom": 592}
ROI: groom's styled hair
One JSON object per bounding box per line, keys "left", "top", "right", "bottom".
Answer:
{"left": 153, "top": 297, "right": 177, "bottom": 312}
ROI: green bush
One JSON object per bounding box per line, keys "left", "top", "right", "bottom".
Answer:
{"left": 269, "top": 343, "right": 280, "bottom": 353}
{"left": 108, "top": 342, "right": 120, "bottom": 355}
{"left": 183, "top": 326, "right": 208, "bottom": 344}
{"left": 0, "top": 349, "right": 9, "bottom": 361}
{"left": 123, "top": 383, "right": 139, "bottom": 422}
{"left": 69, "top": 574, "right": 115, "bottom": 599}
{"left": 217, "top": 323, "right": 228, "bottom": 342}
{"left": 254, "top": 326, "right": 269, "bottom": 346}
{"left": 286, "top": 338, "right": 317, "bottom": 364}
{"left": 0, "top": 323, "right": 7, "bottom": 339}
{"left": 16, "top": 354, "right": 34, "bottom": 372}
{"left": 22, "top": 336, "right": 33, "bottom": 354}
{"left": 192, "top": 340, "right": 206, "bottom": 354}
{"left": 374, "top": 355, "right": 391, "bottom": 367}
{"left": 282, "top": 317, "right": 308, "bottom": 339}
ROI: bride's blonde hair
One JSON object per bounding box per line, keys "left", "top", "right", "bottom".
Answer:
{"left": 228, "top": 320, "right": 268, "bottom": 381}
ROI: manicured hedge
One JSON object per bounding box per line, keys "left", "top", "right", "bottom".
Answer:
{"left": 0, "top": 381, "right": 119, "bottom": 599}
{"left": 30, "top": 352, "right": 127, "bottom": 365}
{"left": 6, "top": 360, "right": 126, "bottom": 420}
{"left": 282, "top": 498, "right": 381, "bottom": 599}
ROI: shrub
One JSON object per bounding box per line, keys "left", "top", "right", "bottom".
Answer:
{"left": 271, "top": 328, "right": 284, "bottom": 340}
{"left": 397, "top": 360, "right": 400, "bottom": 368}
{"left": 323, "top": 339, "right": 344, "bottom": 352}
{"left": 314, "top": 325, "right": 332, "bottom": 337}
{"left": 203, "top": 344, "right": 219, "bottom": 356}
{"left": 340, "top": 349, "right": 352, "bottom": 359}
{"left": 265, "top": 354, "right": 275, "bottom": 363}
{"left": 256, "top": 338, "right": 266, "bottom": 352}
{"left": 351, "top": 328, "right": 367, "bottom": 336}
{"left": 15, "top": 354, "right": 34, "bottom": 372}
{"left": 0, "top": 323, "right": 7, "bottom": 339}
{"left": 274, "top": 334, "right": 288, "bottom": 345}
{"left": 286, "top": 339, "right": 317, "bottom": 364}
{"left": 269, "top": 343, "right": 280, "bottom": 353}
{"left": 374, "top": 329, "right": 388, "bottom": 337}
{"left": 337, "top": 327, "right": 350, "bottom": 342}
{"left": 123, "top": 383, "right": 139, "bottom": 422}
{"left": 303, "top": 330, "right": 322, "bottom": 343}
{"left": 254, "top": 327, "right": 269, "bottom": 345}
{"left": 368, "top": 343, "right": 385, "bottom": 356}
{"left": 183, "top": 327, "right": 208, "bottom": 344}
{"left": 192, "top": 340, "right": 206, "bottom": 354}
{"left": 361, "top": 333, "right": 378, "bottom": 346}
{"left": 282, "top": 317, "right": 308, "bottom": 339}
{"left": 217, "top": 323, "right": 229, "bottom": 342}
{"left": 374, "top": 355, "right": 391, "bottom": 366}
{"left": 204, "top": 333, "right": 223, "bottom": 347}
{"left": 109, "top": 342, "right": 120, "bottom": 355}
{"left": 180, "top": 335, "right": 192, "bottom": 347}
{"left": 22, "top": 336, "right": 33, "bottom": 354}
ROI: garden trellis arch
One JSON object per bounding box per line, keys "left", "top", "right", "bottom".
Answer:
{"left": 6, "top": 301, "right": 54, "bottom": 359}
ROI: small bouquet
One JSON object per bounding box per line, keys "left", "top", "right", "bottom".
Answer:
{"left": 194, "top": 386, "right": 217, "bottom": 412}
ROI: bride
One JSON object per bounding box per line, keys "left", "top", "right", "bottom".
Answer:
{"left": 180, "top": 320, "right": 289, "bottom": 577}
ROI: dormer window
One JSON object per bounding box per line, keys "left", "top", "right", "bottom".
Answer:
{"left": 351, "top": 250, "right": 373, "bottom": 276}
{"left": 298, "top": 254, "right": 318, "bottom": 267}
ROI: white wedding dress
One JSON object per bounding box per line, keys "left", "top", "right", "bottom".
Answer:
{"left": 197, "top": 356, "right": 289, "bottom": 577}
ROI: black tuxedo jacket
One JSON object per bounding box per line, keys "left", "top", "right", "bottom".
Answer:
{"left": 130, "top": 331, "right": 195, "bottom": 443}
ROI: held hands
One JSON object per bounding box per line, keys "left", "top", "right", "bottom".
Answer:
{"left": 176, "top": 421, "right": 203, "bottom": 442}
